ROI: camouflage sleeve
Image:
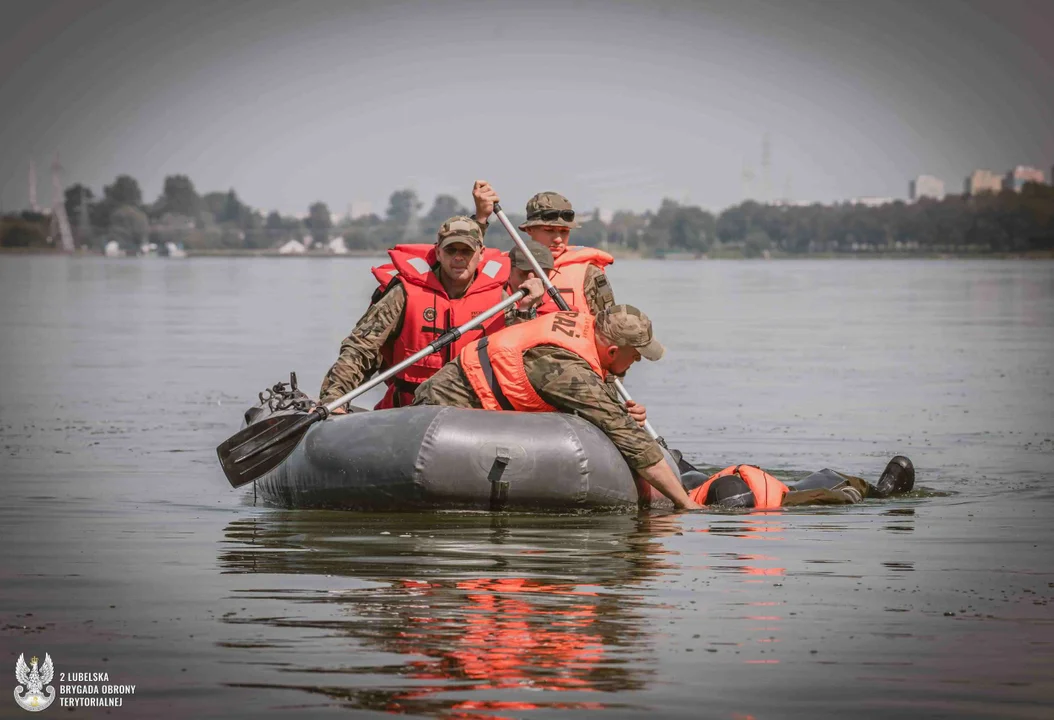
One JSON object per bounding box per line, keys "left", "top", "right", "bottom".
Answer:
{"left": 523, "top": 346, "right": 665, "bottom": 471}
{"left": 412, "top": 358, "right": 483, "bottom": 408}
{"left": 318, "top": 283, "right": 407, "bottom": 405}
{"left": 502, "top": 286, "right": 537, "bottom": 327}
{"left": 582, "top": 265, "right": 616, "bottom": 316}
{"left": 470, "top": 214, "right": 489, "bottom": 239}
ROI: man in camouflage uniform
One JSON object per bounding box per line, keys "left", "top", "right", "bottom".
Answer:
{"left": 414, "top": 304, "right": 702, "bottom": 510}
{"left": 472, "top": 181, "right": 616, "bottom": 315}
{"left": 318, "top": 217, "right": 544, "bottom": 412}
{"left": 502, "top": 239, "right": 555, "bottom": 326}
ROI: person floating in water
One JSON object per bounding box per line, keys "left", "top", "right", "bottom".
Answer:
{"left": 676, "top": 456, "right": 916, "bottom": 508}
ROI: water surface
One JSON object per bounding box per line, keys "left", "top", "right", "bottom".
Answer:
{"left": 1, "top": 257, "right": 1052, "bottom": 718}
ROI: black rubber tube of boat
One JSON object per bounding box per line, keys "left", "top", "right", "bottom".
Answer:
{"left": 219, "top": 289, "right": 528, "bottom": 486}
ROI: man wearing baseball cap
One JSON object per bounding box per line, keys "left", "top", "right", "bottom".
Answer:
{"left": 413, "top": 304, "right": 702, "bottom": 510}
{"left": 319, "top": 216, "right": 544, "bottom": 412}
{"left": 502, "top": 239, "right": 556, "bottom": 326}
{"left": 472, "top": 181, "right": 616, "bottom": 316}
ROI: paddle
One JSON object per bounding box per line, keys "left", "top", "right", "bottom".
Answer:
{"left": 492, "top": 203, "right": 700, "bottom": 475}
{"left": 216, "top": 287, "right": 529, "bottom": 488}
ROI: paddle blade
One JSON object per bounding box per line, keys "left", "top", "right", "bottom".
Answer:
{"left": 667, "top": 446, "right": 701, "bottom": 475}
{"left": 216, "top": 413, "right": 311, "bottom": 488}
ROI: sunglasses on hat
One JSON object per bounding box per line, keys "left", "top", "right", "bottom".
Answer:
{"left": 528, "top": 209, "right": 575, "bottom": 223}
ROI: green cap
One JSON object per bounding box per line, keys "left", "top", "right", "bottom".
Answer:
{"left": 436, "top": 216, "right": 484, "bottom": 250}
{"left": 508, "top": 240, "right": 555, "bottom": 272}
{"left": 518, "top": 191, "right": 581, "bottom": 231}
{"left": 594, "top": 304, "right": 665, "bottom": 361}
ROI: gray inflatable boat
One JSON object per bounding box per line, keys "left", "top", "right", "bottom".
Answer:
{"left": 245, "top": 402, "right": 670, "bottom": 512}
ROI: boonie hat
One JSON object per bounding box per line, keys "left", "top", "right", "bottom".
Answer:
{"left": 436, "top": 216, "right": 484, "bottom": 250}
{"left": 518, "top": 191, "right": 581, "bottom": 231}
{"left": 594, "top": 304, "right": 665, "bottom": 361}
{"left": 508, "top": 240, "right": 555, "bottom": 272}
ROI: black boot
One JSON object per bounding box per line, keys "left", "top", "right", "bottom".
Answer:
{"left": 874, "top": 455, "right": 915, "bottom": 498}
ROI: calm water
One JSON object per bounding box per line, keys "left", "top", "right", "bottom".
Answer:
{"left": 1, "top": 256, "right": 1052, "bottom": 719}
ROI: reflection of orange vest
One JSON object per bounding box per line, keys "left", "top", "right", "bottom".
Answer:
{"left": 534, "top": 246, "right": 614, "bottom": 315}
{"left": 370, "top": 244, "right": 509, "bottom": 409}
{"left": 459, "top": 311, "right": 605, "bottom": 412}
{"left": 689, "top": 465, "right": 789, "bottom": 509}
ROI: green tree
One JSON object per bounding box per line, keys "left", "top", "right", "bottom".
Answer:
{"left": 202, "top": 192, "right": 228, "bottom": 221}
{"left": 386, "top": 189, "right": 422, "bottom": 227}
{"left": 574, "top": 210, "right": 607, "bottom": 248}
{"left": 306, "top": 202, "right": 332, "bottom": 246}
{"left": 157, "top": 175, "right": 201, "bottom": 218}
{"left": 221, "top": 189, "right": 250, "bottom": 226}
{"left": 103, "top": 175, "right": 143, "bottom": 207}
{"left": 265, "top": 211, "right": 284, "bottom": 230}
{"left": 743, "top": 229, "right": 772, "bottom": 258}
{"left": 64, "top": 184, "right": 94, "bottom": 243}
{"left": 0, "top": 215, "right": 50, "bottom": 248}
{"left": 108, "top": 205, "right": 150, "bottom": 253}
{"left": 421, "top": 194, "right": 468, "bottom": 239}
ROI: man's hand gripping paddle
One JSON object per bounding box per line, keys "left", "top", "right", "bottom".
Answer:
{"left": 216, "top": 288, "right": 528, "bottom": 488}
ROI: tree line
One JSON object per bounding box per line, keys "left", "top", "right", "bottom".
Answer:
{"left": 2, "top": 172, "right": 1052, "bottom": 256}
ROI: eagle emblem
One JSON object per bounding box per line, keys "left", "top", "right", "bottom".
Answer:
{"left": 14, "top": 653, "right": 55, "bottom": 712}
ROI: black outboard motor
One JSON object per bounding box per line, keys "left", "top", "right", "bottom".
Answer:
{"left": 243, "top": 372, "right": 316, "bottom": 427}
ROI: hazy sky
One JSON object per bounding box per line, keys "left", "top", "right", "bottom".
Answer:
{"left": 2, "top": 0, "right": 1052, "bottom": 217}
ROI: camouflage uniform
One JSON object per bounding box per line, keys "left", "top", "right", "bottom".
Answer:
{"left": 782, "top": 474, "right": 871, "bottom": 506}
{"left": 318, "top": 282, "right": 408, "bottom": 406}
{"left": 318, "top": 215, "right": 495, "bottom": 407}
{"left": 518, "top": 191, "right": 616, "bottom": 316}
{"left": 581, "top": 265, "right": 616, "bottom": 315}
{"left": 414, "top": 305, "right": 667, "bottom": 472}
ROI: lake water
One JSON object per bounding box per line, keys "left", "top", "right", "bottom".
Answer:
{"left": 1, "top": 256, "right": 1052, "bottom": 719}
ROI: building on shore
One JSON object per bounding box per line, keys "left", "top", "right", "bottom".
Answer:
{"left": 910, "top": 175, "right": 945, "bottom": 201}
{"left": 278, "top": 239, "right": 306, "bottom": 255}
{"left": 964, "top": 169, "right": 1004, "bottom": 195}
{"left": 1004, "top": 165, "right": 1046, "bottom": 192}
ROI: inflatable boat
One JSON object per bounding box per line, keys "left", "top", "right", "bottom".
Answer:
{"left": 242, "top": 398, "right": 676, "bottom": 511}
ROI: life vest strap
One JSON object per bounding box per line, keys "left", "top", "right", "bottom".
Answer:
{"left": 476, "top": 337, "right": 515, "bottom": 411}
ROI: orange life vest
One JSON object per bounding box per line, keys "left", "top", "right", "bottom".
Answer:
{"left": 689, "top": 465, "right": 790, "bottom": 509}
{"left": 533, "top": 246, "right": 614, "bottom": 315}
{"left": 459, "top": 311, "right": 606, "bottom": 412}
{"left": 370, "top": 244, "right": 510, "bottom": 409}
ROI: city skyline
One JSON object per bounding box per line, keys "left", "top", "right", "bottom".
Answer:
{"left": 3, "top": 0, "right": 1053, "bottom": 216}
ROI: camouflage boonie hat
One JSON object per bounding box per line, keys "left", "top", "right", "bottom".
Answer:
{"left": 436, "top": 216, "right": 484, "bottom": 250}
{"left": 595, "top": 304, "right": 665, "bottom": 361}
{"left": 508, "top": 240, "right": 555, "bottom": 272}
{"left": 518, "top": 191, "right": 581, "bottom": 231}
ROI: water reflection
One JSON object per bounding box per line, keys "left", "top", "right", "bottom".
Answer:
{"left": 217, "top": 512, "right": 684, "bottom": 716}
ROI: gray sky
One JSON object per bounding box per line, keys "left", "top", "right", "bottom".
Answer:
{"left": 2, "top": 0, "right": 1052, "bottom": 217}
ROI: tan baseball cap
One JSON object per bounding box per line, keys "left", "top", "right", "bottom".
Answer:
{"left": 436, "top": 216, "right": 484, "bottom": 250}
{"left": 518, "top": 191, "right": 581, "bottom": 231}
{"left": 595, "top": 304, "right": 665, "bottom": 361}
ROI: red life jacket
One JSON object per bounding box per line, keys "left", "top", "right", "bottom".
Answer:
{"left": 459, "top": 311, "right": 605, "bottom": 412}
{"left": 370, "top": 244, "right": 510, "bottom": 409}
{"left": 689, "top": 465, "right": 789, "bottom": 509}
{"left": 534, "top": 246, "right": 615, "bottom": 315}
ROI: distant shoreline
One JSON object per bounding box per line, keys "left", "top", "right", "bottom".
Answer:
{"left": 3, "top": 247, "right": 1053, "bottom": 260}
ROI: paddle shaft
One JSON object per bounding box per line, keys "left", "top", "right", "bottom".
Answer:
{"left": 235, "top": 288, "right": 526, "bottom": 465}
{"left": 323, "top": 287, "right": 525, "bottom": 411}
{"left": 493, "top": 204, "right": 662, "bottom": 441}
